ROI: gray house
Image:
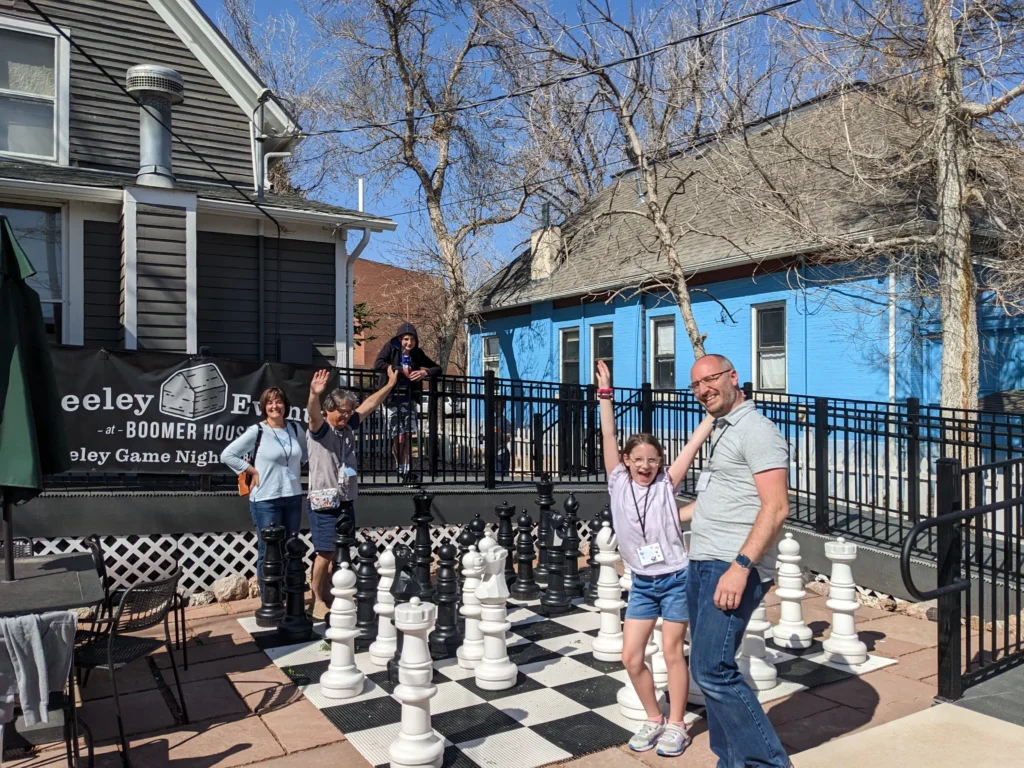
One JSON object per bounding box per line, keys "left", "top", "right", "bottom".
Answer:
{"left": 0, "top": 0, "right": 394, "bottom": 365}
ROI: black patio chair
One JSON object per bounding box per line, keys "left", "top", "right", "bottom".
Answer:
{"left": 84, "top": 536, "right": 187, "bottom": 671}
{"left": 73, "top": 570, "right": 190, "bottom": 767}
{"left": 0, "top": 537, "right": 34, "bottom": 558}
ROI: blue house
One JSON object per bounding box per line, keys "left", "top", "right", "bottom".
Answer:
{"left": 468, "top": 90, "right": 1024, "bottom": 407}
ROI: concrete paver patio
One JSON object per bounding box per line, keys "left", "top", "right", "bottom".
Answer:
{"left": 4, "top": 593, "right": 955, "bottom": 767}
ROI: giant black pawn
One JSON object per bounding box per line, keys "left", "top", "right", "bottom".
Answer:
{"left": 511, "top": 511, "right": 540, "bottom": 601}
{"left": 540, "top": 503, "right": 571, "bottom": 617}
{"left": 584, "top": 504, "right": 609, "bottom": 606}
{"left": 354, "top": 541, "right": 379, "bottom": 650}
{"left": 278, "top": 534, "right": 313, "bottom": 643}
{"left": 411, "top": 491, "right": 436, "bottom": 602}
{"left": 456, "top": 526, "right": 476, "bottom": 594}
{"left": 534, "top": 474, "right": 555, "bottom": 587}
{"left": 562, "top": 493, "right": 585, "bottom": 598}
{"left": 388, "top": 544, "right": 422, "bottom": 683}
{"left": 332, "top": 515, "right": 355, "bottom": 573}
{"left": 494, "top": 500, "right": 517, "bottom": 586}
{"left": 428, "top": 544, "right": 462, "bottom": 659}
{"left": 468, "top": 512, "right": 487, "bottom": 545}
{"left": 255, "top": 524, "right": 286, "bottom": 627}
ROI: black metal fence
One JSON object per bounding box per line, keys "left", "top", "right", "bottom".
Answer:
{"left": 901, "top": 457, "right": 1024, "bottom": 701}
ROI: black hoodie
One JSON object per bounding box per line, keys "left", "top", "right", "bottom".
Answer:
{"left": 373, "top": 322, "right": 442, "bottom": 405}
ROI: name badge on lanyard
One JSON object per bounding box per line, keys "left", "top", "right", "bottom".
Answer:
{"left": 636, "top": 542, "right": 665, "bottom": 567}
{"left": 696, "top": 471, "right": 712, "bottom": 492}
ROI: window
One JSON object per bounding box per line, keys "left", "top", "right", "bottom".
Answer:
{"left": 592, "top": 324, "right": 613, "bottom": 382}
{"left": 1, "top": 204, "right": 63, "bottom": 341}
{"left": 755, "top": 304, "right": 786, "bottom": 392}
{"left": 0, "top": 18, "right": 70, "bottom": 163}
{"left": 560, "top": 328, "right": 579, "bottom": 384}
{"left": 482, "top": 335, "right": 499, "bottom": 376}
{"left": 652, "top": 317, "right": 675, "bottom": 389}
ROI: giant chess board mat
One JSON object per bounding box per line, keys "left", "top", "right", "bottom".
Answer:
{"left": 238, "top": 597, "right": 896, "bottom": 768}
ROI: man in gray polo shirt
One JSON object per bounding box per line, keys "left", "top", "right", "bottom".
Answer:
{"left": 681, "top": 354, "right": 791, "bottom": 768}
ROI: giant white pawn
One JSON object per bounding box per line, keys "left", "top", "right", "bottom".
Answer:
{"left": 370, "top": 547, "right": 398, "bottom": 666}
{"left": 617, "top": 637, "right": 666, "bottom": 720}
{"left": 683, "top": 627, "right": 705, "bottom": 706}
{"left": 320, "top": 563, "right": 366, "bottom": 699}
{"left": 822, "top": 537, "right": 868, "bottom": 665}
{"left": 592, "top": 523, "right": 624, "bottom": 662}
{"left": 773, "top": 533, "right": 813, "bottom": 649}
{"left": 651, "top": 618, "right": 668, "bottom": 691}
{"left": 389, "top": 597, "right": 444, "bottom": 768}
{"left": 457, "top": 546, "right": 486, "bottom": 670}
{"left": 475, "top": 546, "right": 517, "bottom": 690}
{"left": 738, "top": 599, "right": 777, "bottom": 691}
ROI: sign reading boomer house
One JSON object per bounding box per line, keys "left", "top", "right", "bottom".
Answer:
{"left": 51, "top": 347, "right": 320, "bottom": 473}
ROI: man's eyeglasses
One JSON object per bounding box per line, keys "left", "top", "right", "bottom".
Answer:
{"left": 689, "top": 368, "right": 733, "bottom": 393}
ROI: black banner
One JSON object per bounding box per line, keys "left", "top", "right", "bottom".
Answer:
{"left": 51, "top": 347, "right": 330, "bottom": 474}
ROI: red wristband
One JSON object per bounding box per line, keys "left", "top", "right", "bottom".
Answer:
{"left": 597, "top": 388, "right": 613, "bottom": 394}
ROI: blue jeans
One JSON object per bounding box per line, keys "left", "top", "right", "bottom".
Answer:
{"left": 686, "top": 560, "right": 789, "bottom": 768}
{"left": 250, "top": 495, "right": 303, "bottom": 585}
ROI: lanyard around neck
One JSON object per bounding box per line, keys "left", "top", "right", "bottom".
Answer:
{"left": 266, "top": 422, "right": 293, "bottom": 465}
{"left": 630, "top": 480, "right": 655, "bottom": 543}
{"left": 708, "top": 422, "right": 732, "bottom": 461}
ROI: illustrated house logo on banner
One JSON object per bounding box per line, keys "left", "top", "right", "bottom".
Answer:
{"left": 159, "top": 363, "right": 229, "bottom": 421}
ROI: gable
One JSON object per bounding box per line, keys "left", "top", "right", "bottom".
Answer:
{"left": 2, "top": 0, "right": 259, "bottom": 184}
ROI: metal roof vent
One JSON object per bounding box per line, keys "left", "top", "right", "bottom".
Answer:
{"left": 126, "top": 65, "right": 186, "bottom": 188}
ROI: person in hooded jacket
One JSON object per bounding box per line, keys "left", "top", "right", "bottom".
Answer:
{"left": 373, "top": 322, "right": 442, "bottom": 483}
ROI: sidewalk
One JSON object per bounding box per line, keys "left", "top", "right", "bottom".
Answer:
{"left": 6, "top": 592, "right": 952, "bottom": 767}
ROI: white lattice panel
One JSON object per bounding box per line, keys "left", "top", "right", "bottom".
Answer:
{"left": 27, "top": 519, "right": 593, "bottom": 595}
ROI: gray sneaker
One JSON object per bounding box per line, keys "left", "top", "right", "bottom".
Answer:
{"left": 628, "top": 719, "right": 666, "bottom": 752}
{"left": 655, "top": 724, "right": 691, "bottom": 757}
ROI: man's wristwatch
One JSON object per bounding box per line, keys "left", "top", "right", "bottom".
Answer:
{"left": 734, "top": 553, "right": 752, "bottom": 570}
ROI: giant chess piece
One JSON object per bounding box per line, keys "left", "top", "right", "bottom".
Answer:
{"left": 411, "top": 490, "right": 436, "bottom": 602}
{"left": 355, "top": 541, "right": 380, "bottom": 650}
{"left": 457, "top": 545, "right": 486, "bottom": 669}
{"left": 494, "top": 501, "right": 517, "bottom": 586}
{"left": 822, "top": 537, "right": 868, "bottom": 665}
{"left": 540, "top": 499, "right": 571, "bottom": 617}
{"left": 651, "top": 618, "right": 668, "bottom": 692}
{"left": 388, "top": 545, "right": 423, "bottom": 684}
{"left": 683, "top": 627, "right": 705, "bottom": 706}
{"left": 510, "top": 511, "right": 540, "bottom": 601}
{"left": 474, "top": 546, "right": 518, "bottom": 690}
{"left": 255, "top": 524, "right": 286, "bottom": 627}
{"left": 332, "top": 515, "right": 355, "bottom": 574}
{"left": 278, "top": 534, "right": 313, "bottom": 643}
{"left": 388, "top": 597, "right": 444, "bottom": 768}
{"left": 428, "top": 544, "right": 461, "bottom": 659}
{"left": 534, "top": 474, "right": 554, "bottom": 586}
{"left": 738, "top": 599, "right": 778, "bottom": 690}
{"left": 592, "top": 522, "right": 624, "bottom": 662}
{"left": 617, "top": 637, "right": 665, "bottom": 720}
{"left": 562, "top": 493, "right": 584, "bottom": 598}
{"left": 773, "top": 533, "right": 813, "bottom": 649}
{"left": 620, "top": 561, "right": 633, "bottom": 594}
{"left": 320, "top": 563, "right": 366, "bottom": 699}
{"left": 468, "top": 512, "right": 487, "bottom": 546}
{"left": 583, "top": 505, "right": 606, "bottom": 606}
{"left": 369, "top": 546, "right": 398, "bottom": 666}
{"left": 456, "top": 525, "right": 476, "bottom": 594}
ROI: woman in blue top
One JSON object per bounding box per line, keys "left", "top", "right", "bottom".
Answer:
{"left": 221, "top": 387, "right": 308, "bottom": 587}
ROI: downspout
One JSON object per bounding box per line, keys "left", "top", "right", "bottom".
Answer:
{"left": 258, "top": 220, "right": 265, "bottom": 360}
{"left": 640, "top": 291, "right": 647, "bottom": 385}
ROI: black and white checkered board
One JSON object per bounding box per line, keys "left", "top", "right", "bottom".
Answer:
{"left": 238, "top": 598, "right": 896, "bottom": 768}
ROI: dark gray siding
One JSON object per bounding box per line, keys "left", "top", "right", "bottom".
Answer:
{"left": 134, "top": 203, "right": 187, "bottom": 351}
{"left": 3, "top": 0, "right": 254, "bottom": 185}
{"left": 83, "top": 220, "right": 121, "bottom": 347}
{"left": 196, "top": 232, "right": 335, "bottom": 363}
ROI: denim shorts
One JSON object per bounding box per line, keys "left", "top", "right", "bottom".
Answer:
{"left": 625, "top": 567, "right": 690, "bottom": 622}
{"left": 308, "top": 501, "right": 356, "bottom": 552}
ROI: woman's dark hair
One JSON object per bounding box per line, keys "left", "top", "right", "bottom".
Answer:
{"left": 259, "top": 387, "right": 290, "bottom": 417}
{"left": 621, "top": 433, "right": 666, "bottom": 465}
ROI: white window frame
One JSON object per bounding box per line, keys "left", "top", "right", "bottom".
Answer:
{"left": 751, "top": 302, "right": 787, "bottom": 393}
{"left": 650, "top": 315, "right": 676, "bottom": 390}
{"left": 0, "top": 15, "right": 71, "bottom": 165}
{"left": 591, "top": 323, "right": 613, "bottom": 384}
{"left": 559, "top": 326, "right": 580, "bottom": 384}
{"left": 482, "top": 334, "right": 500, "bottom": 376}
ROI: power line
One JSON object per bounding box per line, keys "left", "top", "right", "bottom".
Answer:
{"left": 22, "top": 0, "right": 285, "bottom": 231}
{"left": 275, "top": 0, "right": 804, "bottom": 139}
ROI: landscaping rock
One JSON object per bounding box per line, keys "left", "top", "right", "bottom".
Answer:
{"left": 905, "top": 599, "right": 938, "bottom": 621}
{"left": 189, "top": 590, "right": 216, "bottom": 607}
{"left": 248, "top": 575, "right": 260, "bottom": 598}
{"left": 76, "top": 606, "right": 96, "bottom": 621}
{"left": 211, "top": 572, "right": 250, "bottom": 602}
{"left": 805, "top": 580, "right": 830, "bottom": 597}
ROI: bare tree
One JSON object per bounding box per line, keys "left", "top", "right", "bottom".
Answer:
{"left": 224, "top": 0, "right": 540, "bottom": 370}
{"left": 491, "top": 0, "right": 773, "bottom": 358}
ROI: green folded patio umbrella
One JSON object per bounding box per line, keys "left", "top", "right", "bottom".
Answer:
{"left": 0, "top": 213, "right": 70, "bottom": 581}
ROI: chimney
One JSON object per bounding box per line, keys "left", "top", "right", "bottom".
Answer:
{"left": 530, "top": 203, "right": 562, "bottom": 281}
{"left": 125, "top": 65, "right": 185, "bottom": 188}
